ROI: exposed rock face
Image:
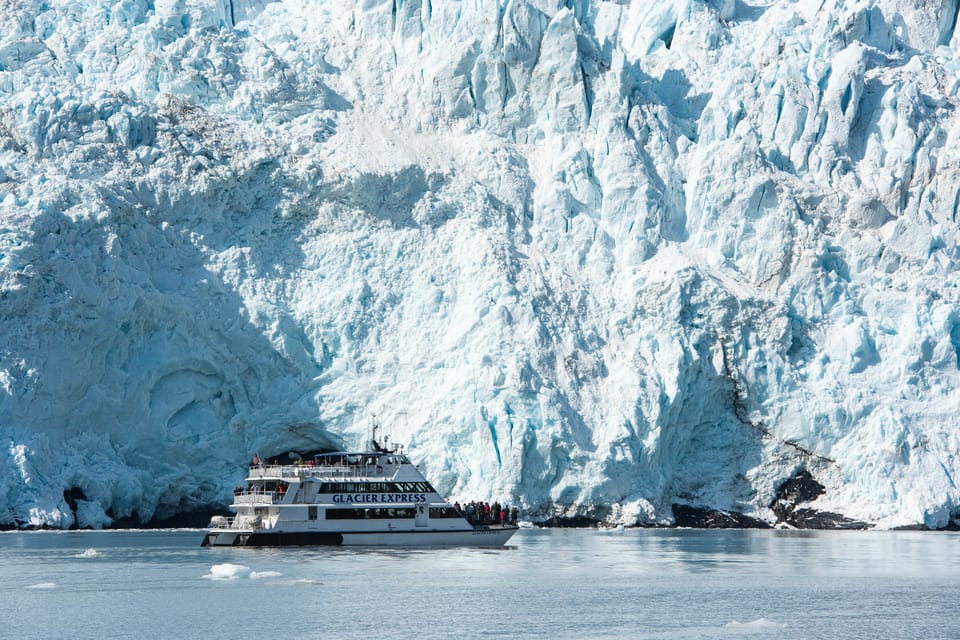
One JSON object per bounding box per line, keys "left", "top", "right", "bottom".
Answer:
{"left": 671, "top": 505, "right": 771, "bottom": 529}
{"left": 535, "top": 515, "right": 604, "bottom": 528}
{"left": 770, "top": 470, "right": 869, "bottom": 529}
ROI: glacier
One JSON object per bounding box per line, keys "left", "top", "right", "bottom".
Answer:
{"left": 2, "top": 0, "right": 960, "bottom": 530}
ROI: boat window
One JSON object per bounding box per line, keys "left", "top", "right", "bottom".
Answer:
{"left": 318, "top": 482, "right": 428, "bottom": 494}
{"left": 308, "top": 506, "right": 318, "bottom": 521}
{"left": 326, "top": 508, "right": 416, "bottom": 520}
{"left": 398, "top": 482, "right": 435, "bottom": 493}
{"left": 429, "top": 507, "right": 462, "bottom": 519}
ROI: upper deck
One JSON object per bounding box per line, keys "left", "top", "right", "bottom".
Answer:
{"left": 247, "top": 451, "right": 420, "bottom": 483}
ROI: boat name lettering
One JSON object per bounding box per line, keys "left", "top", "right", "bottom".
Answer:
{"left": 331, "top": 493, "right": 427, "bottom": 503}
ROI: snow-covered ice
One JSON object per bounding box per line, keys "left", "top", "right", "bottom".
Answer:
{"left": 2, "top": 0, "right": 960, "bottom": 530}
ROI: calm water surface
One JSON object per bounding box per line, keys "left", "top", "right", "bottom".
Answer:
{"left": 1, "top": 527, "right": 958, "bottom": 639}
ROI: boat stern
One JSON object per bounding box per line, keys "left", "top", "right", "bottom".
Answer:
{"left": 200, "top": 515, "right": 254, "bottom": 547}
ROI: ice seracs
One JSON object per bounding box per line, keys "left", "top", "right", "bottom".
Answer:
{"left": 2, "top": 0, "right": 960, "bottom": 531}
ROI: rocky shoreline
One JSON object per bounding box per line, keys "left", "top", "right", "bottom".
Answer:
{"left": 535, "top": 470, "right": 960, "bottom": 531}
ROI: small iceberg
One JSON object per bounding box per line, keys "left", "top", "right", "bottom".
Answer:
{"left": 724, "top": 618, "right": 787, "bottom": 632}
{"left": 203, "top": 564, "right": 282, "bottom": 580}
{"left": 204, "top": 563, "right": 252, "bottom": 580}
{"left": 26, "top": 582, "right": 57, "bottom": 590}
{"left": 250, "top": 570, "right": 282, "bottom": 580}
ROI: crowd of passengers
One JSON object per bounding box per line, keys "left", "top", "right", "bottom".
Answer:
{"left": 453, "top": 501, "right": 518, "bottom": 526}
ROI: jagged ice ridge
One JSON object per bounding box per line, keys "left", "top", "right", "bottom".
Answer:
{"left": 2, "top": 0, "right": 960, "bottom": 529}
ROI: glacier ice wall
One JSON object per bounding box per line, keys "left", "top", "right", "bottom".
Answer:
{"left": 2, "top": 0, "right": 960, "bottom": 529}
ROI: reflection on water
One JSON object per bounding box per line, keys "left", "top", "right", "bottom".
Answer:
{"left": 516, "top": 526, "right": 960, "bottom": 578}
{"left": 1, "top": 527, "right": 958, "bottom": 639}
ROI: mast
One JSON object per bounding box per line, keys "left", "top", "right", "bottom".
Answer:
{"left": 370, "top": 414, "right": 386, "bottom": 452}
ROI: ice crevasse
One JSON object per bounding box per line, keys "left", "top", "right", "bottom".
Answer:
{"left": 1, "top": 0, "right": 960, "bottom": 530}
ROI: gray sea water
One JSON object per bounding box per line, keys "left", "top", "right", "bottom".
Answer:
{"left": 1, "top": 527, "right": 958, "bottom": 639}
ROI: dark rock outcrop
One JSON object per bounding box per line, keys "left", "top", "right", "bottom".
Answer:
{"left": 535, "top": 514, "right": 603, "bottom": 528}
{"left": 784, "top": 508, "right": 870, "bottom": 530}
{"left": 770, "top": 470, "right": 871, "bottom": 529}
{"left": 671, "top": 504, "right": 771, "bottom": 529}
{"left": 772, "top": 470, "right": 826, "bottom": 507}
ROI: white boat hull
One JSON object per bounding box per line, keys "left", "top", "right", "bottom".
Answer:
{"left": 202, "top": 525, "right": 518, "bottom": 547}
{"left": 203, "top": 434, "right": 521, "bottom": 549}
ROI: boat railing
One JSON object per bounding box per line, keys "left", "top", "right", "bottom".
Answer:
{"left": 248, "top": 464, "right": 400, "bottom": 480}
{"left": 233, "top": 491, "right": 281, "bottom": 504}
{"left": 210, "top": 515, "right": 235, "bottom": 528}
{"left": 210, "top": 515, "right": 263, "bottom": 530}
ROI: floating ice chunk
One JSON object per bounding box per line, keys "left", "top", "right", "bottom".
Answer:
{"left": 203, "top": 564, "right": 281, "bottom": 580}
{"left": 26, "top": 582, "right": 57, "bottom": 590}
{"left": 724, "top": 618, "right": 787, "bottom": 632}
{"left": 76, "top": 548, "right": 99, "bottom": 558}
{"left": 250, "top": 571, "right": 282, "bottom": 580}
{"left": 204, "top": 563, "right": 252, "bottom": 580}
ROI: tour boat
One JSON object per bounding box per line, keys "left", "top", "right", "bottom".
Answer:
{"left": 201, "top": 429, "right": 518, "bottom": 547}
